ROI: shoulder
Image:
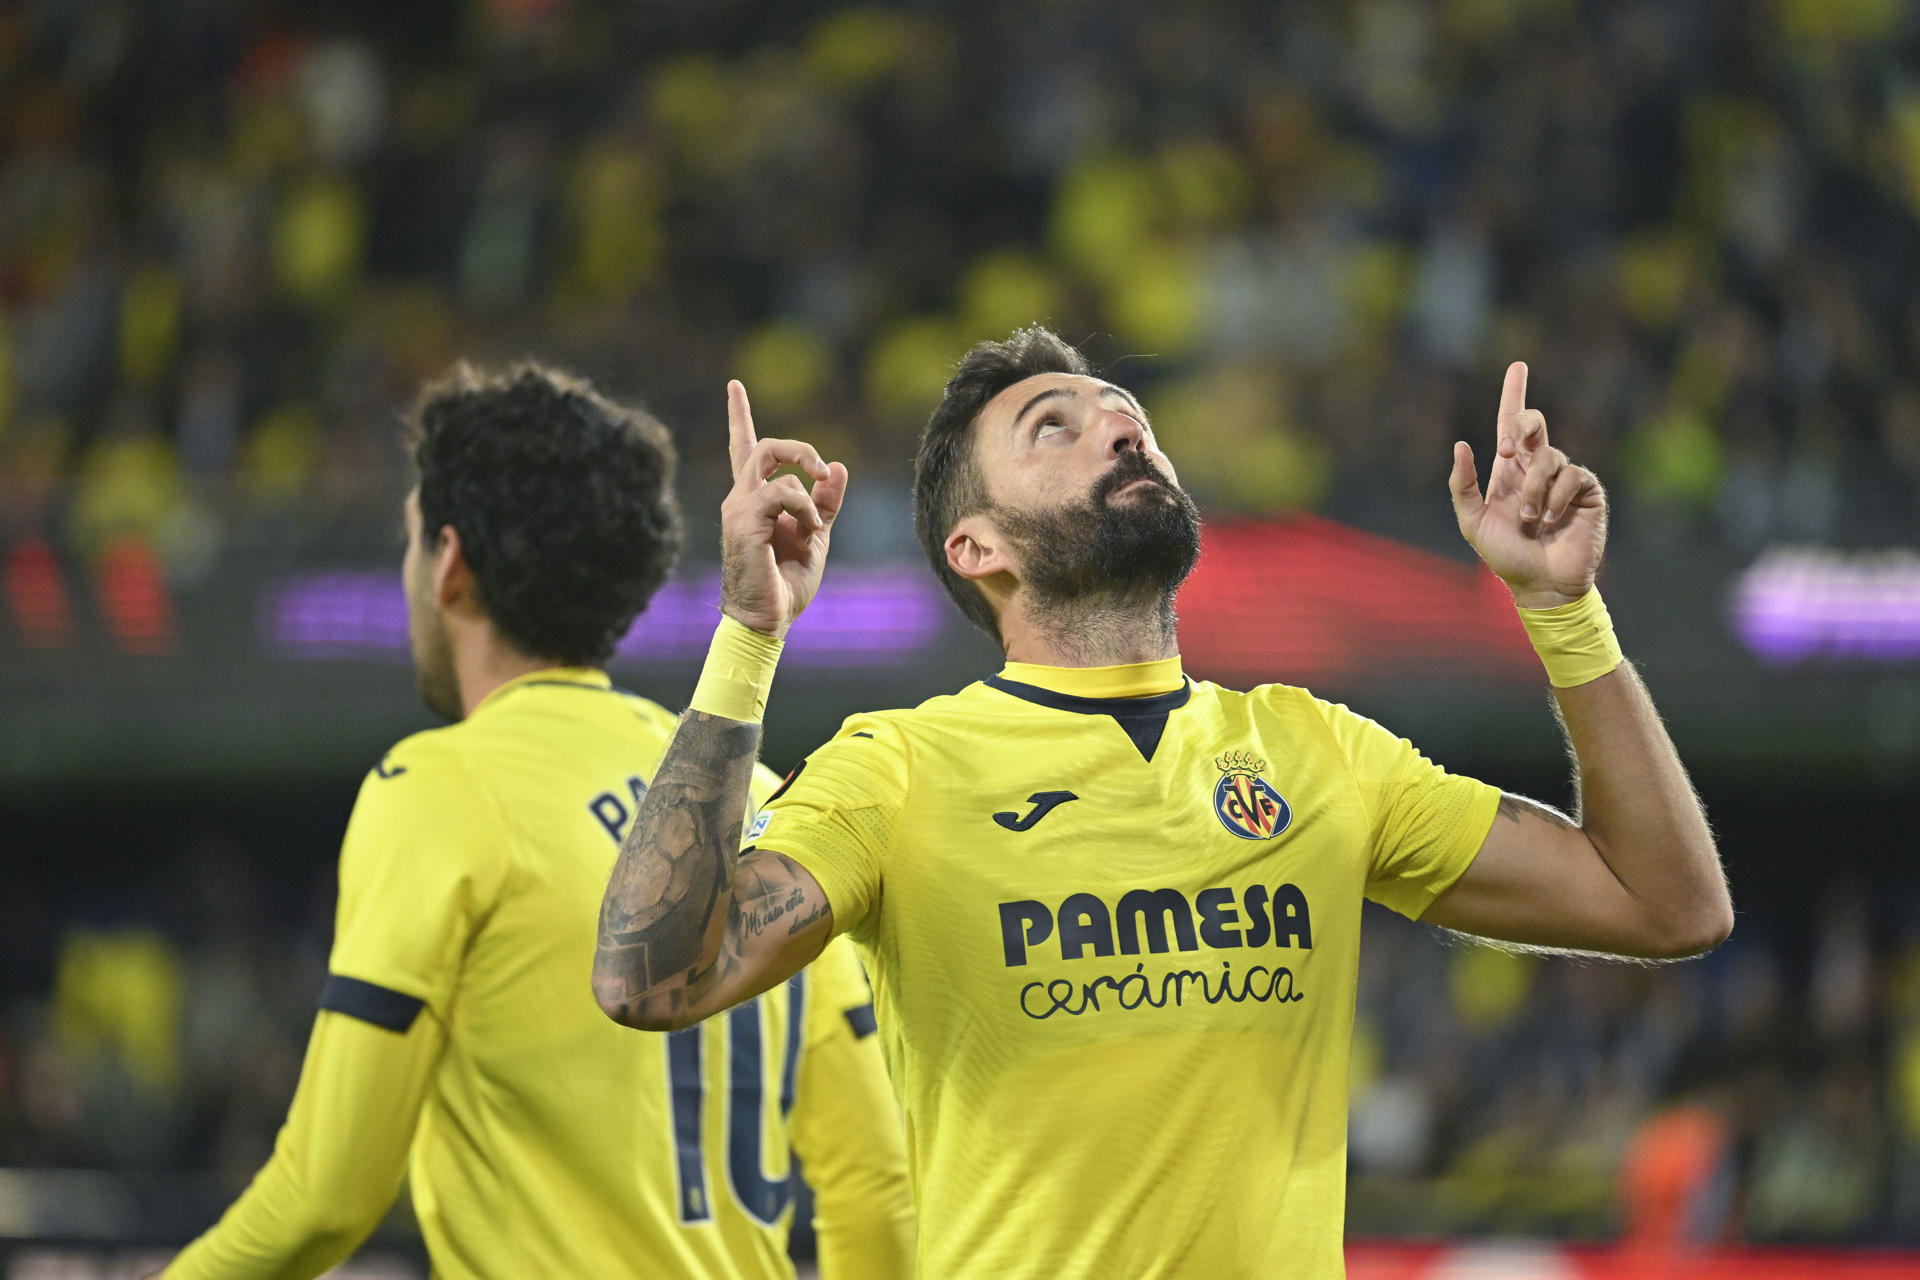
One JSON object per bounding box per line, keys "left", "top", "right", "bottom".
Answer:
{"left": 350, "top": 725, "right": 501, "bottom": 834}
{"left": 771, "top": 680, "right": 1026, "bottom": 799}
{"left": 1190, "top": 679, "right": 1396, "bottom": 775}
{"left": 849, "top": 678, "right": 1054, "bottom": 743}
{"left": 761, "top": 707, "right": 922, "bottom": 817}
{"left": 797, "top": 708, "right": 912, "bottom": 777}
{"left": 802, "top": 685, "right": 1007, "bottom": 768}
{"left": 613, "top": 689, "right": 683, "bottom": 736}
{"left": 336, "top": 729, "right": 510, "bottom": 900}
{"left": 1189, "top": 677, "right": 1330, "bottom": 725}
{"left": 363, "top": 724, "right": 476, "bottom": 788}
{"left": 814, "top": 703, "right": 921, "bottom": 754}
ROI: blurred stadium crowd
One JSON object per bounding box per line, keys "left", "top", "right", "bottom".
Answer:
{"left": 5, "top": 0, "right": 1920, "bottom": 1253}
{"left": 4, "top": 0, "right": 1920, "bottom": 580}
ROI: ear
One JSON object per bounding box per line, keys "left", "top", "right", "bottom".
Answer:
{"left": 429, "top": 525, "right": 474, "bottom": 611}
{"left": 945, "top": 513, "right": 1016, "bottom": 584}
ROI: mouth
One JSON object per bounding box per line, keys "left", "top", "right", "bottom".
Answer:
{"left": 1109, "top": 475, "right": 1165, "bottom": 498}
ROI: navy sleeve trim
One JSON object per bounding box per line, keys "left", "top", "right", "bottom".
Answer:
{"left": 766, "top": 758, "right": 808, "bottom": 804}
{"left": 844, "top": 1002, "right": 878, "bottom": 1039}
{"left": 319, "top": 974, "right": 425, "bottom": 1033}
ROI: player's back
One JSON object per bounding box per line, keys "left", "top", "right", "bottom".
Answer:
{"left": 338, "top": 669, "right": 829, "bottom": 1279}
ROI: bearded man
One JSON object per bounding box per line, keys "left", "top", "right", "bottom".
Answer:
{"left": 593, "top": 326, "right": 1732, "bottom": 1280}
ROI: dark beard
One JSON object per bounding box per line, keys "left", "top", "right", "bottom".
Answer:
{"left": 412, "top": 610, "right": 464, "bottom": 721}
{"left": 417, "top": 659, "right": 462, "bottom": 722}
{"left": 992, "top": 452, "right": 1202, "bottom": 614}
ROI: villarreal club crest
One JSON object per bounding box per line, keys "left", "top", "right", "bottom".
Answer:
{"left": 1213, "top": 751, "right": 1292, "bottom": 840}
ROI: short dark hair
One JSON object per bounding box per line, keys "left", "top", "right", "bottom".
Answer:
{"left": 406, "top": 361, "right": 683, "bottom": 667}
{"left": 912, "top": 326, "right": 1092, "bottom": 640}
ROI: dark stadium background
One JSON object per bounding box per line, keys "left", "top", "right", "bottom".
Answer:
{"left": 3, "top": 1, "right": 1919, "bottom": 1276}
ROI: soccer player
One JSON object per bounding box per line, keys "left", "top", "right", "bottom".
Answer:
{"left": 592, "top": 328, "right": 1732, "bottom": 1278}
{"left": 162, "top": 364, "right": 914, "bottom": 1279}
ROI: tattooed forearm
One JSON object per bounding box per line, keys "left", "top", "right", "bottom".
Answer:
{"left": 594, "top": 711, "right": 761, "bottom": 1026}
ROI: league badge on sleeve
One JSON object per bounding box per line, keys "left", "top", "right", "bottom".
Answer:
{"left": 1213, "top": 751, "right": 1292, "bottom": 840}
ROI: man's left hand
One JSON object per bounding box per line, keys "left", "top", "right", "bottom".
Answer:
{"left": 1447, "top": 361, "right": 1607, "bottom": 609}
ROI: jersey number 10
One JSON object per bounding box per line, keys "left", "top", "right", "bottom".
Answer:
{"left": 665, "top": 973, "right": 806, "bottom": 1225}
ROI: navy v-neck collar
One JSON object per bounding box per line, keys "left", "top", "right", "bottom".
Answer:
{"left": 981, "top": 676, "right": 1192, "bottom": 762}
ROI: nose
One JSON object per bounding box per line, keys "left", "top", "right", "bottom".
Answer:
{"left": 1098, "top": 406, "right": 1146, "bottom": 458}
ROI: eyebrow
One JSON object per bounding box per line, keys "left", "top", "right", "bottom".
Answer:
{"left": 1012, "top": 383, "right": 1151, "bottom": 431}
{"left": 1013, "top": 386, "right": 1073, "bottom": 430}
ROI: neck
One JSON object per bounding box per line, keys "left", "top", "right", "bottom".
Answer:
{"left": 451, "top": 619, "right": 560, "bottom": 717}
{"left": 999, "top": 589, "right": 1180, "bottom": 667}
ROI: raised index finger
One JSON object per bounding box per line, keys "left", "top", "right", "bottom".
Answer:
{"left": 1498, "top": 361, "right": 1528, "bottom": 425}
{"left": 727, "top": 380, "right": 757, "bottom": 475}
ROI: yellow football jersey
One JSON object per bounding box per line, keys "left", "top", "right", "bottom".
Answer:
{"left": 177, "top": 668, "right": 912, "bottom": 1280}
{"left": 756, "top": 657, "right": 1500, "bottom": 1280}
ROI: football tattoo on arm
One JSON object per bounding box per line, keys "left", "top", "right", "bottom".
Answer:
{"left": 594, "top": 381, "right": 844, "bottom": 1031}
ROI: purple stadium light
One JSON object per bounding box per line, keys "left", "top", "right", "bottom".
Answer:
{"left": 1729, "top": 549, "right": 1920, "bottom": 664}
{"left": 266, "top": 567, "right": 946, "bottom": 665}
{"left": 266, "top": 572, "right": 412, "bottom": 660}
{"left": 615, "top": 568, "right": 945, "bottom": 665}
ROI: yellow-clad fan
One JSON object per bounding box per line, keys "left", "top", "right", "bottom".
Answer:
{"left": 591, "top": 329, "right": 1732, "bottom": 1279}
{"left": 161, "top": 364, "right": 914, "bottom": 1280}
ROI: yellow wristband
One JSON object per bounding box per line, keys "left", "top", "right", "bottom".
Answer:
{"left": 1515, "top": 588, "right": 1624, "bottom": 689}
{"left": 688, "top": 615, "right": 784, "bottom": 722}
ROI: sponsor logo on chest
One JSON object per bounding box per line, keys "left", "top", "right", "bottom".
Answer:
{"left": 986, "top": 745, "right": 1314, "bottom": 1021}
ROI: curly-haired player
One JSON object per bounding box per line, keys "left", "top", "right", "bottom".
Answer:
{"left": 164, "top": 363, "right": 914, "bottom": 1280}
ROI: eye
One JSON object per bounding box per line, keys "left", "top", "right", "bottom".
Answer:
{"left": 1034, "top": 416, "right": 1067, "bottom": 440}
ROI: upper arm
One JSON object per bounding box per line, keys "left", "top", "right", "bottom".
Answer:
{"left": 1423, "top": 793, "right": 1697, "bottom": 958}
{"left": 1311, "top": 697, "right": 1503, "bottom": 921}
{"left": 751, "top": 716, "right": 907, "bottom": 943}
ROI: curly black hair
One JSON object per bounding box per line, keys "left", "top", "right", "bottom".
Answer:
{"left": 912, "top": 325, "right": 1092, "bottom": 642}
{"left": 405, "top": 361, "right": 683, "bottom": 667}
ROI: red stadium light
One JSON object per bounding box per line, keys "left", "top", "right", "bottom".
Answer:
{"left": 4, "top": 536, "right": 76, "bottom": 650}
{"left": 95, "top": 534, "right": 177, "bottom": 655}
{"left": 1346, "top": 1241, "right": 1920, "bottom": 1278}
{"left": 1178, "top": 516, "right": 1537, "bottom": 685}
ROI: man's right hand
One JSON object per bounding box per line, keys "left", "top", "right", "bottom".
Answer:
{"left": 719, "top": 379, "right": 848, "bottom": 639}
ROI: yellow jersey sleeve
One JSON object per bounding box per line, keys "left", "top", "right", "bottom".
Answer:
{"left": 790, "top": 938, "right": 916, "bottom": 1279}
{"left": 164, "top": 1009, "right": 443, "bottom": 1279}
{"left": 329, "top": 735, "right": 509, "bottom": 1018}
{"left": 754, "top": 717, "right": 908, "bottom": 942}
{"left": 1311, "top": 697, "right": 1502, "bottom": 920}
